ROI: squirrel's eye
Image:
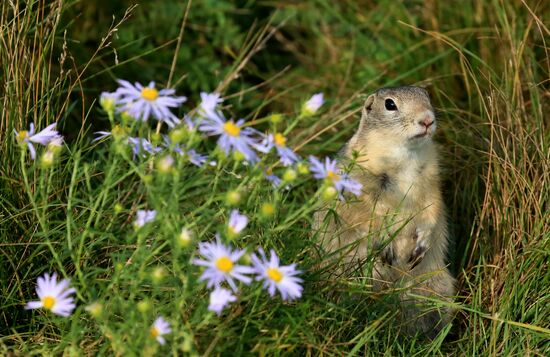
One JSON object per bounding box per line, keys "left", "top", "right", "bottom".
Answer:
{"left": 385, "top": 99, "right": 397, "bottom": 111}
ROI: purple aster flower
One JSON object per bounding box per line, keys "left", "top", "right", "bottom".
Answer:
{"left": 127, "top": 137, "right": 162, "bottom": 159}
{"left": 14, "top": 122, "right": 63, "bottom": 160}
{"left": 150, "top": 316, "right": 171, "bottom": 345}
{"left": 192, "top": 234, "right": 254, "bottom": 291}
{"left": 302, "top": 93, "right": 324, "bottom": 116}
{"left": 251, "top": 248, "right": 303, "bottom": 301}
{"left": 198, "top": 111, "right": 260, "bottom": 163}
{"left": 228, "top": 209, "right": 248, "bottom": 235}
{"left": 208, "top": 287, "right": 236, "bottom": 315}
{"left": 25, "top": 272, "right": 76, "bottom": 317}
{"left": 308, "top": 156, "right": 362, "bottom": 196}
{"left": 259, "top": 133, "right": 299, "bottom": 166}
{"left": 114, "top": 80, "right": 186, "bottom": 128}
{"left": 199, "top": 92, "right": 223, "bottom": 119}
{"left": 134, "top": 209, "right": 157, "bottom": 228}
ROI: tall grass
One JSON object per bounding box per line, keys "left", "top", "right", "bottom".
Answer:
{"left": 1, "top": 0, "right": 549, "bottom": 355}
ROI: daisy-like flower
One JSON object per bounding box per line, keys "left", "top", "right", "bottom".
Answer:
{"left": 150, "top": 316, "right": 171, "bottom": 345}
{"left": 198, "top": 92, "right": 223, "bottom": 119}
{"left": 302, "top": 93, "right": 324, "bottom": 116}
{"left": 208, "top": 287, "right": 237, "bottom": 315}
{"left": 227, "top": 209, "right": 248, "bottom": 236}
{"left": 134, "top": 209, "right": 157, "bottom": 228}
{"left": 260, "top": 133, "right": 299, "bottom": 166}
{"left": 198, "top": 111, "right": 260, "bottom": 163}
{"left": 308, "top": 156, "right": 362, "bottom": 196}
{"left": 192, "top": 235, "right": 254, "bottom": 291}
{"left": 115, "top": 80, "right": 187, "bottom": 128}
{"left": 251, "top": 248, "right": 303, "bottom": 301}
{"left": 14, "top": 122, "right": 63, "bottom": 160}
{"left": 128, "top": 137, "right": 162, "bottom": 159}
{"left": 25, "top": 272, "right": 76, "bottom": 317}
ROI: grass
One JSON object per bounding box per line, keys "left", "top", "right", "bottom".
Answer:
{"left": 1, "top": 0, "right": 549, "bottom": 355}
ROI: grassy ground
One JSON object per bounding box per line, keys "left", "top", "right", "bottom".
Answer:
{"left": 1, "top": 0, "right": 549, "bottom": 355}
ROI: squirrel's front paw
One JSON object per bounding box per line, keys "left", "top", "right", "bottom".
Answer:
{"left": 380, "top": 243, "right": 395, "bottom": 266}
{"left": 408, "top": 228, "right": 430, "bottom": 268}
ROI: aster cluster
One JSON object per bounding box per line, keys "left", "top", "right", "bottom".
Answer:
{"left": 192, "top": 210, "right": 303, "bottom": 315}
{"left": 90, "top": 80, "right": 363, "bottom": 198}
{"left": 17, "top": 79, "right": 361, "bottom": 349}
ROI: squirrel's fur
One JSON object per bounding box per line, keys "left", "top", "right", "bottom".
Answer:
{"left": 314, "top": 86, "right": 455, "bottom": 337}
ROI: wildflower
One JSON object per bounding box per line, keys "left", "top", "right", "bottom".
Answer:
{"left": 128, "top": 137, "right": 162, "bottom": 159}
{"left": 251, "top": 248, "right": 303, "bottom": 301}
{"left": 178, "top": 227, "right": 193, "bottom": 248}
{"left": 269, "top": 113, "right": 283, "bottom": 124}
{"left": 187, "top": 149, "right": 213, "bottom": 167}
{"left": 308, "top": 156, "right": 362, "bottom": 196}
{"left": 264, "top": 171, "right": 282, "bottom": 188}
{"left": 192, "top": 235, "right": 254, "bottom": 291}
{"left": 40, "top": 150, "right": 55, "bottom": 169}
{"left": 150, "top": 316, "right": 171, "bottom": 345}
{"left": 198, "top": 111, "right": 260, "bottom": 163}
{"left": 137, "top": 299, "right": 152, "bottom": 313}
{"left": 282, "top": 168, "right": 298, "bottom": 182}
{"left": 260, "top": 133, "right": 299, "bottom": 166}
{"left": 85, "top": 302, "right": 104, "bottom": 318}
{"left": 115, "top": 80, "right": 186, "bottom": 128}
{"left": 301, "top": 93, "right": 324, "bottom": 116}
{"left": 208, "top": 287, "right": 237, "bottom": 315}
{"left": 321, "top": 186, "right": 338, "bottom": 201}
{"left": 225, "top": 190, "right": 242, "bottom": 206}
{"left": 227, "top": 209, "right": 248, "bottom": 236}
{"left": 260, "top": 203, "right": 275, "bottom": 218}
{"left": 14, "top": 122, "right": 63, "bottom": 160}
{"left": 134, "top": 209, "right": 157, "bottom": 228}
{"left": 198, "top": 92, "right": 223, "bottom": 119}
{"left": 25, "top": 272, "right": 76, "bottom": 317}
{"left": 99, "top": 91, "right": 119, "bottom": 115}
{"left": 156, "top": 155, "right": 175, "bottom": 173}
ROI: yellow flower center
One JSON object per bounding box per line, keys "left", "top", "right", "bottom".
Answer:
{"left": 223, "top": 121, "right": 241, "bottom": 137}
{"left": 150, "top": 327, "right": 159, "bottom": 338}
{"left": 267, "top": 268, "right": 283, "bottom": 283}
{"left": 42, "top": 296, "right": 56, "bottom": 310}
{"left": 274, "top": 133, "right": 286, "bottom": 147}
{"left": 141, "top": 87, "right": 159, "bottom": 101}
{"left": 17, "top": 130, "right": 29, "bottom": 143}
{"left": 327, "top": 170, "right": 341, "bottom": 182}
{"left": 216, "top": 256, "right": 234, "bottom": 273}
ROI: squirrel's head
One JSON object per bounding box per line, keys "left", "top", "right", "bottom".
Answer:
{"left": 359, "top": 86, "right": 436, "bottom": 148}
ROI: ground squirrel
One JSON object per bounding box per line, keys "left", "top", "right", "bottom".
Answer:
{"left": 314, "top": 86, "right": 456, "bottom": 337}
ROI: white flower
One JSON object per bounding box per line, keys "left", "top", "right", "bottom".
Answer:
{"left": 251, "top": 248, "right": 303, "bottom": 301}
{"left": 115, "top": 80, "right": 187, "bottom": 128}
{"left": 150, "top": 316, "right": 171, "bottom": 345}
{"left": 302, "top": 93, "right": 324, "bottom": 116}
{"left": 208, "top": 287, "right": 236, "bottom": 315}
{"left": 14, "top": 122, "right": 63, "bottom": 160}
{"left": 228, "top": 209, "right": 248, "bottom": 235}
{"left": 192, "top": 235, "right": 254, "bottom": 291}
{"left": 25, "top": 272, "right": 76, "bottom": 317}
{"left": 134, "top": 210, "right": 157, "bottom": 227}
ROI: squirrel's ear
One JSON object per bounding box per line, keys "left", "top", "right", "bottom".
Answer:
{"left": 362, "top": 94, "right": 375, "bottom": 115}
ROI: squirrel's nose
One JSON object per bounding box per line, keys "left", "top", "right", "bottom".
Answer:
{"left": 419, "top": 117, "right": 434, "bottom": 128}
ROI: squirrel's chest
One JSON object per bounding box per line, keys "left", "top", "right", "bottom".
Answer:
{"left": 366, "top": 159, "right": 429, "bottom": 210}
